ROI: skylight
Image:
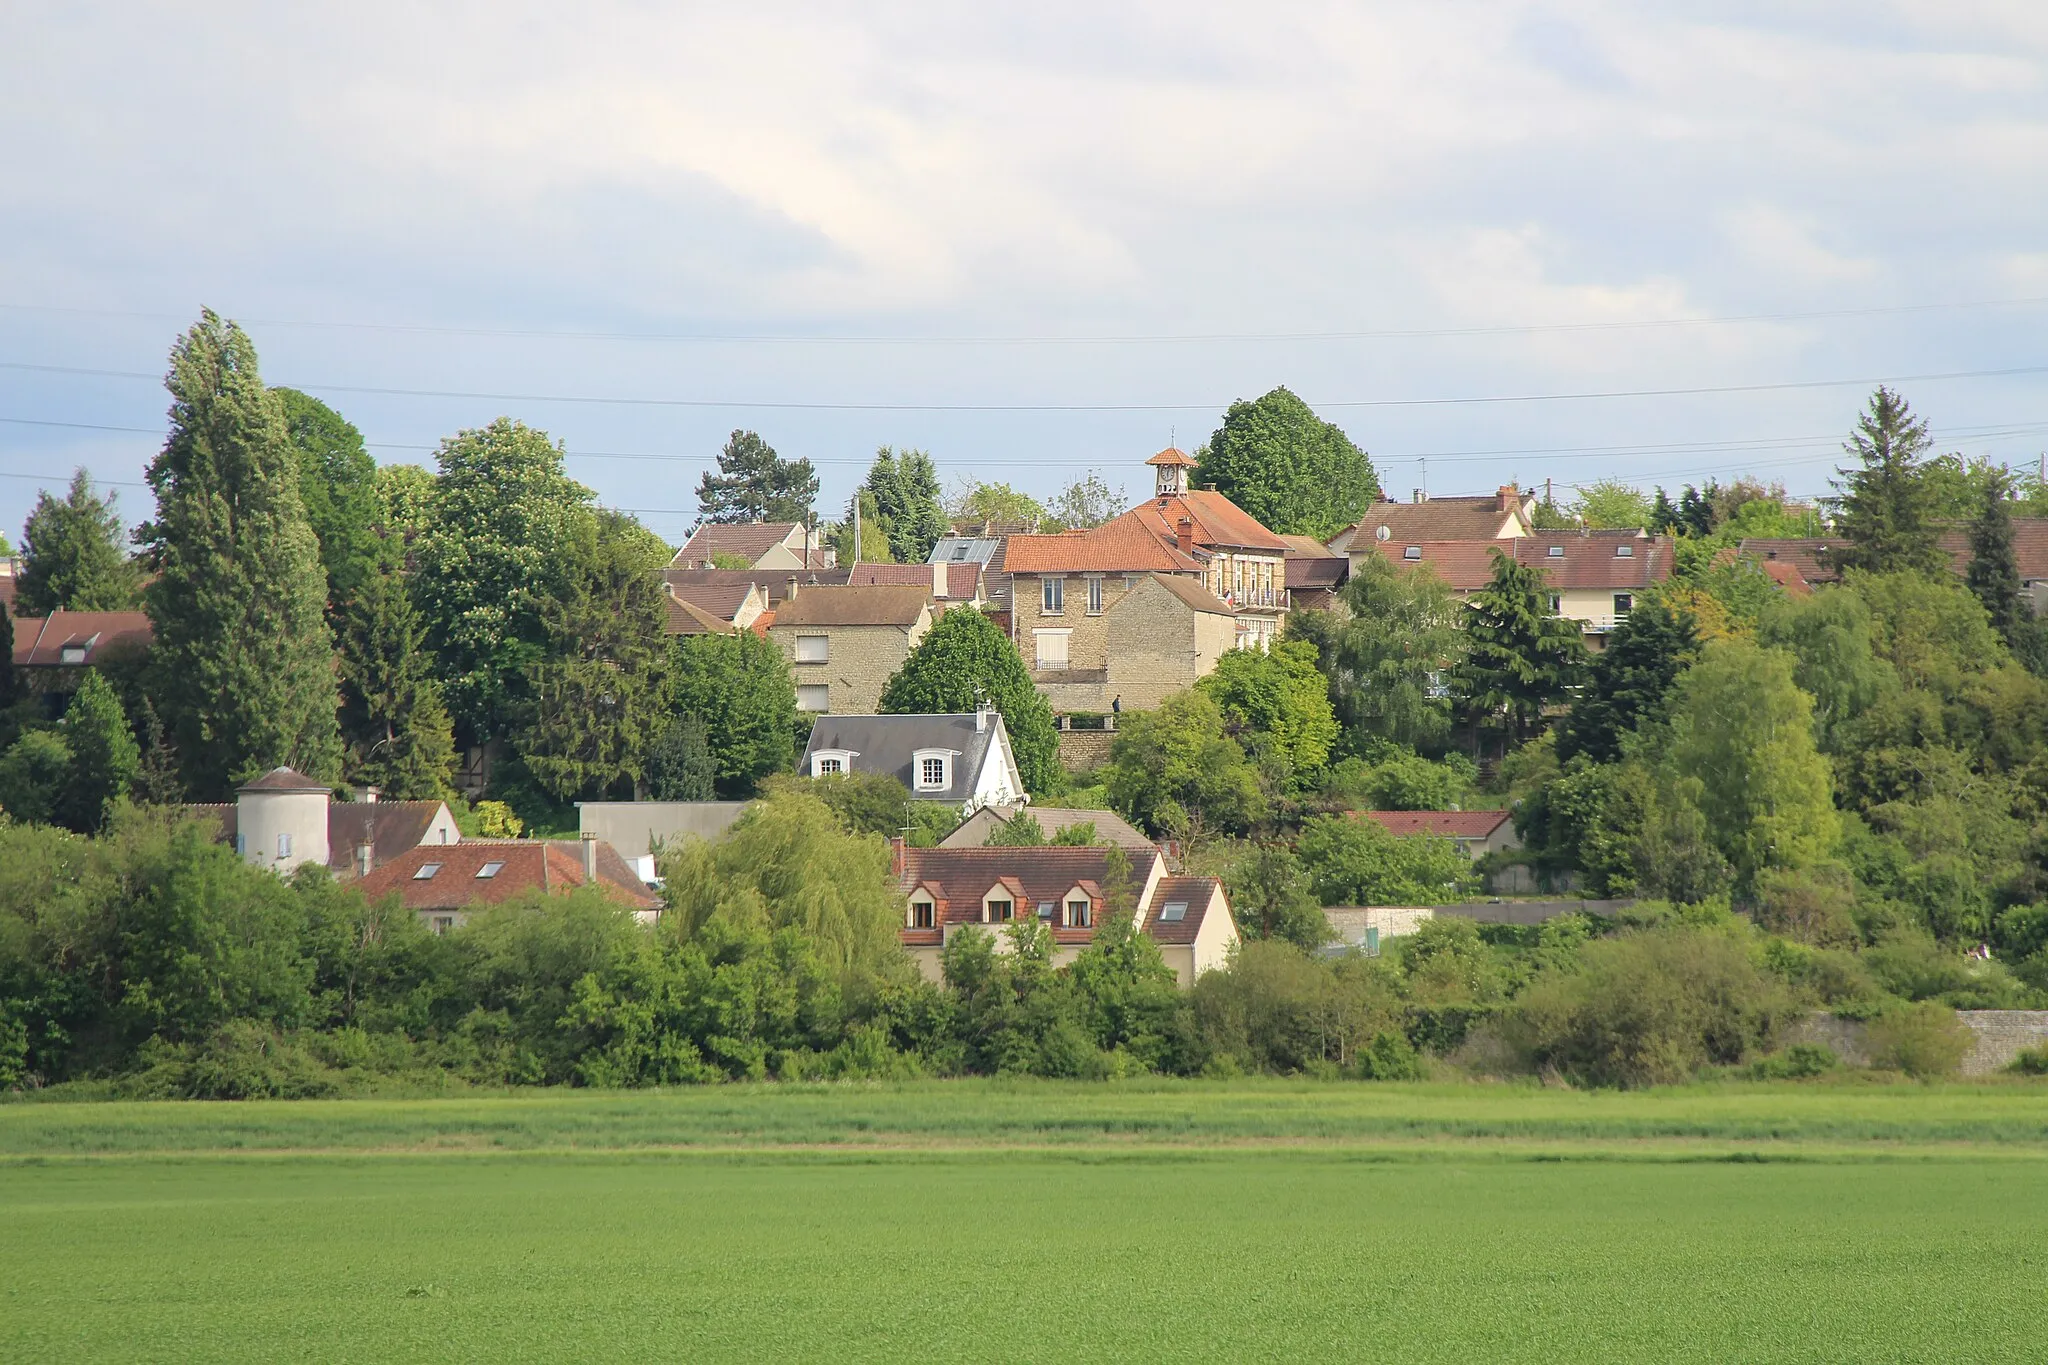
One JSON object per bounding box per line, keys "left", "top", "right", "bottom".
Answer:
{"left": 413, "top": 863, "right": 442, "bottom": 880}
{"left": 1615, "top": 544, "right": 1634, "bottom": 557}
{"left": 1547, "top": 545, "right": 1563, "bottom": 557}
{"left": 1037, "top": 901, "right": 1056, "bottom": 919}
{"left": 476, "top": 861, "right": 505, "bottom": 879}
{"left": 1160, "top": 901, "right": 1188, "bottom": 922}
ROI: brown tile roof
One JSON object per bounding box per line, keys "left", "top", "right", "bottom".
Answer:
{"left": 1002, "top": 523, "right": 1204, "bottom": 574}
{"left": 1126, "top": 491, "right": 1291, "bottom": 553}
{"left": 770, "top": 584, "right": 932, "bottom": 627}
{"left": 357, "top": 839, "right": 659, "bottom": 912}
{"left": 1333, "top": 493, "right": 1527, "bottom": 548}
{"left": 239, "top": 766, "right": 329, "bottom": 793}
{"left": 9, "top": 610, "right": 154, "bottom": 667}
{"left": 1146, "top": 446, "right": 1198, "bottom": 467}
{"left": 1279, "top": 534, "right": 1332, "bottom": 556}
{"left": 663, "top": 567, "right": 850, "bottom": 605}
{"left": 1145, "top": 876, "right": 1225, "bottom": 944}
{"left": 1937, "top": 519, "right": 2048, "bottom": 581}
{"left": 668, "top": 582, "right": 756, "bottom": 620}
{"left": 1355, "top": 810, "right": 1512, "bottom": 839}
{"left": 1736, "top": 539, "right": 1843, "bottom": 585}
{"left": 1514, "top": 533, "right": 1675, "bottom": 590}
{"left": 665, "top": 589, "right": 737, "bottom": 635}
{"left": 1283, "top": 554, "right": 1348, "bottom": 590}
{"left": 899, "top": 845, "right": 1165, "bottom": 944}
{"left": 845, "top": 562, "right": 979, "bottom": 599}
{"left": 1361, "top": 541, "right": 1506, "bottom": 592}
{"left": 189, "top": 800, "right": 459, "bottom": 874}
{"left": 1146, "top": 572, "right": 1237, "bottom": 617}
{"left": 670, "top": 522, "right": 803, "bottom": 568}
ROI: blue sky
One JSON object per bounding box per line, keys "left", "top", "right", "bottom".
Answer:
{"left": 3, "top": 2, "right": 2046, "bottom": 546}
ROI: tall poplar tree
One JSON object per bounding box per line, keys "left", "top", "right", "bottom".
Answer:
{"left": 1829, "top": 387, "right": 1945, "bottom": 576}
{"left": 141, "top": 312, "right": 341, "bottom": 796}
{"left": 275, "top": 387, "right": 384, "bottom": 612}
{"left": 1965, "top": 469, "right": 2027, "bottom": 651}
{"left": 16, "top": 470, "right": 140, "bottom": 614}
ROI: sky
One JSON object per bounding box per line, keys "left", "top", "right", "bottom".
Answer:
{"left": 2, "top": 1, "right": 2046, "bottom": 548}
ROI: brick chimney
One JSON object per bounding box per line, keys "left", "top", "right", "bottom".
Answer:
{"left": 1497, "top": 484, "right": 1519, "bottom": 512}
{"left": 890, "top": 835, "right": 906, "bottom": 879}
{"left": 579, "top": 831, "right": 598, "bottom": 881}
{"left": 1176, "top": 517, "right": 1195, "bottom": 554}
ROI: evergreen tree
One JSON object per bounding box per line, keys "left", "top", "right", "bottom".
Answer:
{"left": 645, "top": 715, "right": 715, "bottom": 800}
{"left": 1829, "top": 387, "right": 1944, "bottom": 576}
{"left": 1198, "top": 387, "right": 1379, "bottom": 540}
{"left": 275, "top": 387, "right": 384, "bottom": 612}
{"left": 338, "top": 564, "right": 457, "bottom": 800}
{"left": 57, "top": 669, "right": 139, "bottom": 833}
{"left": 862, "top": 446, "right": 946, "bottom": 563}
{"left": 130, "top": 698, "right": 184, "bottom": 805}
{"left": 140, "top": 311, "right": 341, "bottom": 797}
{"left": 1556, "top": 601, "right": 1699, "bottom": 764}
{"left": 0, "top": 598, "right": 17, "bottom": 713}
{"left": 878, "top": 607, "right": 1061, "bottom": 794}
{"left": 1676, "top": 484, "right": 1715, "bottom": 537}
{"left": 670, "top": 631, "right": 800, "bottom": 797}
{"left": 516, "top": 512, "right": 671, "bottom": 801}
{"left": 1965, "top": 469, "right": 2027, "bottom": 651}
{"left": 695, "top": 430, "right": 818, "bottom": 525}
{"left": 1648, "top": 487, "right": 1680, "bottom": 534}
{"left": 16, "top": 470, "right": 140, "bottom": 614}
{"left": 412, "top": 418, "right": 592, "bottom": 741}
{"left": 1453, "top": 549, "right": 1588, "bottom": 755}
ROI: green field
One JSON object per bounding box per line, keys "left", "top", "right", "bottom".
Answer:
{"left": 5, "top": 1082, "right": 2048, "bottom": 1362}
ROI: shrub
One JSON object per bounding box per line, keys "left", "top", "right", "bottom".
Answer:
{"left": 1748, "top": 1043, "right": 1839, "bottom": 1080}
{"left": 2008, "top": 1045, "right": 2048, "bottom": 1076}
{"left": 1357, "top": 1029, "right": 1425, "bottom": 1080}
{"left": 1864, "top": 1001, "right": 1971, "bottom": 1078}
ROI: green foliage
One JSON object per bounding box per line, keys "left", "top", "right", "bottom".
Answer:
{"left": 776, "top": 772, "right": 950, "bottom": 846}
{"left": 1515, "top": 757, "right": 1651, "bottom": 896}
{"left": 1749, "top": 1042, "right": 1839, "bottom": 1080}
{"left": 0, "top": 729, "right": 71, "bottom": 825}
{"left": 1294, "top": 814, "right": 1475, "bottom": 906}
{"left": 1195, "top": 640, "right": 1338, "bottom": 780}
{"left": 854, "top": 446, "right": 946, "bottom": 563}
{"left": 0, "top": 599, "right": 17, "bottom": 713}
{"left": 1042, "top": 471, "right": 1126, "bottom": 532}
{"left": 1557, "top": 600, "right": 1698, "bottom": 764}
{"left": 1322, "top": 746, "right": 1477, "bottom": 812}
{"left": 984, "top": 811, "right": 1046, "bottom": 846}
{"left": 1757, "top": 587, "right": 1893, "bottom": 750}
{"left": 1103, "top": 691, "right": 1264, "bottom": 837}
{"left": 1197, "top": 387, "right": 1379, "bottom": 540}
{"left": 336, "top": 564, "right": 457, "bottom": 801}
{"left": 1454, "top": 548, "right": 1588, "bottom": 750}
{"left": 947, "top": 481, "right": 1044, "bottom": 530}
{"left": 1398, "top": 916, "right": 1509, "bottom": 1007}
{"left": 140, "top": 311, "right": 341, "bottom": 795}
{"left": 58, "top": 670, "right": 138, "bottom": 833}
{"left": 1863, "top": 1000, "right": 1971, "bottom": 1078}
{"left": 1965, "top": 469, "right": 2030, "bottom": 652}
{"left": 832, "top": 488, "right": 894, "bottom": 565}
{"left": 2009, "top": 1045, "right": 2048, "bottom": 1075}
{"left": 1296, "top": 555, "right": 1465, "bottom": 749}
{"left": 469, "top": 800, "right": 523, "bottom": 839}
{"left": 274, "top": 388, "right": 385, "bottom": 610}
{"left": 16, "top": 469, "right": 139, "bottom": 614}
{"left": 1569, "top": 479, "right": 1652, "bottom": 530}
{"left": 1828, "top": 387, "right": 1946, "bottom": 577}
{"left": 644, "top": 715, "right": 715, "bottom": 801}
{"left": 696, "top": 429, "right": 819, "bottom": 525}
{"left": 1219, "top": 842, "right": 1332, "bottom": 949}
{"left": 669, "top": 629, "right": 799, "bottom": 798}
{"left": 879, "top": 607, "right": 1060, "bottom": 794}
{"left": 1190, "top": 940, "right": 1403, "bottom": 1074}
{"left": 412, "top": 418, "right": 594, "bottom": 741}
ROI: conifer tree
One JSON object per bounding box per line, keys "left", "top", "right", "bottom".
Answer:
{"left": 275, "top": 387, "right": 384, "bottom": 613}
{"left": 1966, "top": 469, "right": 2027, "bottom": 651}
{"left": 140, "top": 312, "right": 341, "bottom": 797}
{"left": 0, "top": 598, "right": 17, "bottom": 713}
{"left": 1829, "top": 387, "right": 1945, "bottom": 576}
{"left": 129, "top": 698, "right": 184, "bottom": 806}
{"left": 1453, "top": 549, "right": 1588, "bottom": 755}
{"left": 1648, "top": 487, "right": 1681, "bottom": 535}
{"left": 695, "top": 429, "right": 818, "bottom": 525}
{"left": 57, "top": 669, "right": 139, "bottom": 833}
{"left": 1556, "top": 601, "right": 1699, "bottom": 764}
{"left": 645, "top": 715, "right": 716, "bottom": 800}
{"left": 16, "top": 470, "right": 140, "bottom": 614}
{"left": 338, "top": 563, "right": 457, "bottom": 800}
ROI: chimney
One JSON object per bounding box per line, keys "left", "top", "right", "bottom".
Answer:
{"left": 1498, "top": 484, "right": 1517, "bottom": 513}
{"left": 785, "top": 574, "right": 799, "bottom": 602}
{"left": 1176, "top": 517, "right": 1194, "bottom": 554}
{"left": 579, "top": 831, "right": 598, "bottom": 881}
{"left": 354, "top": 784, "right": 379, "bottom": 804}
{"left": 976, "top": 707, "right": 988, "bottom": 732}
{"left": 1412, "top": 489, "right": 1425, "bottom": 504}
{"left": 933, "top": 562, "right": 946, "bottom": 598}
{"left": 890, "top": 835, "right": 906, "bottom": 879}
{"left": 353, "top": 840, "right": 373, "bottom": 878}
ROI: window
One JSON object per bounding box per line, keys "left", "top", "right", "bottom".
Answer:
{"left": 909, "top": 899, "right": 935, "bottom": 929}
{"left": 413, "top": 863, "right": 443, "bottom": 880}
{"left": 1086, "top": 576, "right": 1103, "bottom": 614}
{"left": 950, "top": 544, "right": 970, "bottom": 561}
{"left": 431, "top": 916, "right": 455, "bottom": 936}
{"left": 1615, "top": 544, "right": 1635, "bottom": 558}
{"left": 815, "top": 756, "right": 843, "bottom": 776}
{"left": 794, "top": 634, "right": 828, "bottom": 663}
{"left": 440, "top": 828, "right": 451, "bottom": 844}
{"left": 920, "top": 756, "right": 947, "bottom": 789}
{"left": 1033, "top": 629, "right": 1069, "bottom": 668}
{"left": 986, "top": 899, "right": 1014, "bottom": 922}
{"left": 1159, "top": 901, "right": 1189, "bottom": 922}
{"left": 234, "top": 834, "right": 246, "bottom": 856}
{"left": 1547, "top": 545, "right": 1564, "bottom": 557}
{"left": 1065, "top": 899, "right": 1092, "bottom": 928}
{"left": 1036, "top": 901, "right": 1056, "bottom": 920}
{"left": 797, "top": 684, "right": 830, "bottom": 712}
{"left": 1121, "top": 575, "right": 1136, "bottom": 591}
{"left": 476, "top": 861, "right": 505, "bottom": 879}
{"left": 1613, "top": 593, "right": 1634, "bottom": 616}
{"left": 1547, "top": 593, "right": 1562, "bottom": 614}
{"left": 1042, "top": 577, "right": 1064, "bottom": 613}
{"left": 277, "top": 832, "right": 292, "bottom": 858}
{"left": 61, "top": 646, "right": 86, "bottom": 664}
{"left": 1403, "top": 545, "right": 1422, "bottom": 560}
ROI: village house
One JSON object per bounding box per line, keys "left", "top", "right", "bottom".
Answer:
{"left": 767, "top": 582, "right": 934, "bottom": 715}
{"left": 663, "top": 580, "right": 769, "bottom": 636}
{"left": 356, "top": 835, "right": 662, "bottom": 935}
{"left": 8, "top": 609, "right": 154, "bottom": 698}
{"left": 894, "top": 843, "right": 1237, "bottom": 985}
{"left": 1280, "top": 534, "right": 1349, "bottom": 611}
{"left": 847, "top": 560, "right": 982, "bottom": 606}
{"left": 1326, "top": 485, "right": 1536, "bottom": 566}
{"left": 940, "top": 804, "right": 1154, "bottom": 850}
{"left": 669, "top": 521, "right": 831, "bottom": 571}
{"left": 190, "top": 767, "right": 461, "bottom": 878}
{"left": 1513, "top": 531, "right": 1676, "bottom": 648}
{"left": 801, "top": 710, "right": 1026, "bottom": 810}
{"left": 1741, "top": 520, "right": 2048, "bottom": 611}
{"left": 1354, "top": 809, "right": 1520, "bottom": 859}
{"left": 926, "top": 536, "right": 1011, "bottom": 620}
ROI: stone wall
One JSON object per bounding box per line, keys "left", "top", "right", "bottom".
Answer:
{"left": 772, "top": 620, "right": 927, "bottom": 716}
{"left": 1057, "top": 729, "right": 1116, "bottom": 772}
{"left": 1786, "top": 1010, "right": 2048, "bottom": 1076}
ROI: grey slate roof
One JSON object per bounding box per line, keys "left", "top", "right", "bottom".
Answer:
{"left": 801, "top": 712, "right": 1020, "bottom": 804}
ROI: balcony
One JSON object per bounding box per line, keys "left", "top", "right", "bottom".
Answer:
{"left": 1219, "top": 587, "right": 1290, "bottom": 612}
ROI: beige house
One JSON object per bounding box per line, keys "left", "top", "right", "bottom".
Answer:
{"left": 191, "top": 768, "right": 461, "bottom": 879}
{"left": 768, "top": 583, "right": 934, "bottom": 715}
{"left": 895, "top": 844, "right": 1237, "bottom": 986}
{"left": 940, "top": 804, "right": 1154, "bottom": 850}
{"left": 1513, "top": 532, "right": 1675, "bottom": 648}
{"left": 664, "top": 580, "right": 769, "bottom": 636}
{"left": 671, "top": 521, "right": 830, "bottom": 570}
{"left": 1327, "top": 486, "right": 1535, "bottom": 570}
{"left": 1353, "top": 810, "right": 1520, "bottom": 858}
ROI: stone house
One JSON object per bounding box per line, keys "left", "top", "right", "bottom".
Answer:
{"left": 894, "top": 843, "right": 1237, "bottom": 985}
{"left": 356, "top": 836, "right": 662, "bottom": 934}
{"left": 1353, "top": 809, "right": 1520, "bottom": 858}
{"left": 1512, "top": 531, "right": 1676, "bottom": 648}
{"left": 190, "top": 767, "right": 461, "bottom": 878}
{"left": 1122, "top": 446, "right": 1294, "bottom": 650}
{"left": 1742, "top": 519, "right": 2048, "bottom": 613}
{"left": 848, "top": 560, "right": 982, "bottom": 605}
{"left": 670, "top": 521, "right": 830, "bottom": 570}
{"left": 801, "top": 711, "right": 1026, "bottom": 810}
{"left": 768, "top": 583, "right": 935, "bottom": 715}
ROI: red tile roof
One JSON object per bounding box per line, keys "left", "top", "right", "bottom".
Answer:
{"left": 357, "top": 839, "right": 659, "bottom": 912}
{"left": 1127, "top": 491, "right": 1291, "bottom": 553}
{"left": 9, "top": 611, "right": 154, "bottom": 667}
{"left": 670, "top": 522, "right": 804, "bottom": 568}
{"left": 1514, "top": 533, "right": 1675, "bottom": 590}
{"left": 770, "top": 584, "right": 933, "bottom": 628}
{"left": 665, "top": 589, "right": 737, "bottom": 635}
{"left": 1736, "top": 538, "right": 1843, "bottom": 585}
{"left": 1003, "top": 522, "right": 1204, "bottom": 574}
{"left": 1354, "top": 810, "right": 1512, "bottom": 839}
{"left": 1145, "top": 876, "right": 1225, "bottom": 944}
{"left": 1146, "top": 446, "right": 1198, "bottom": 467}
{"left": 1334, "top": 492, "right": 1529, "bottom": 548}
{"left": 899, "top": 846, "right": 1166, "bottom": 944}
{"left": 1360, "top": 541, "right": 1507, "bottom": 592}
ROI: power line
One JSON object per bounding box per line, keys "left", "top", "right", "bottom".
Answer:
{"left": 7, "top": 359, "right": 2048, "bottom": 413}
{"left": 4, "top": 294, "right": 2046, "bottom": 345}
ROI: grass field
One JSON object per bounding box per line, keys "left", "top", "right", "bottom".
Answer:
{"left": 5, "top": 1081, "right": 2048, "bottom": 1362}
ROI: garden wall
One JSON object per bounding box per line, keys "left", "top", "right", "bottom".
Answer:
{"left": 1788, "top": 1011, "right": 2048, "bottom": 1077}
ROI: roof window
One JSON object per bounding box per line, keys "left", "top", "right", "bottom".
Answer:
{"left": 1547, "top": 545, "right": 1564, "bottom": 557}
{"left": 1615, "top": 544, "right": 1634, "bottom": 558}
{"left": 476, "top": 861, "right": 505, "bottom": 879}
{"left": 1402, "top": 546, "right": 1421, "bottom": 560}
{"left": 413, "top": 863, "right": 442, "bottom": 880}
{"left": 950, "top": 544, "right": 971, "bottom": 561}
{"left": 1160, "top": 901, "right": 1189, "bottom": 922}
{"left": 1037, "top": 901, "right": 1056, "bottom": 920}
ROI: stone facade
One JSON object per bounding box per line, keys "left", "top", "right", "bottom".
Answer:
{"left": 1785, "top": 1010, "right": 2048, "bottom": 1076}
{"left": 1057, "top": 729, "right": 1116, "bottom": 772}
{"left": 1013, "top": 573, "right": 1238, "bottom": 713}
{"left": 771, "top": 616, "right": 931, "bottom": 716}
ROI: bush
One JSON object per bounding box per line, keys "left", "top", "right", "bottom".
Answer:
{"left": 1864, "top": 1001, "right": 1971, "bottom": 1079}
{"left": 2008, "top": 1045, "right": 2048, "bottom": 1076}
{"left": 1357, "top": 1029, "right": 1425, "bottom": 1080}
{"left": 1748, "top": 1043, "right": 1839, "bottom": 1080}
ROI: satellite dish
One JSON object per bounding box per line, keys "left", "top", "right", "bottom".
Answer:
{"left": 1375, "top": 525, "right": 1391, "bottom": 542}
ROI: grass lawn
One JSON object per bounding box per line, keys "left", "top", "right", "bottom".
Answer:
{"left": 5, "top": 1081, "right": 2047, "bottom": 1362}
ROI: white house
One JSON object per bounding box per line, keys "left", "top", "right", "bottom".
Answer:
{"left": 800, "top": 710, "right": 1027, "bottom": 811}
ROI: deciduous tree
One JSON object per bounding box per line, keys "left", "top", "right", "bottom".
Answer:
{"left": 1195, "top": 640, "right": 1338, "bottom": 779}
{"left": 669, "top": 630, "right": 800, "bottom": 797}
{"left": 1198, "top": 387, "right": 1378, "bottom": 540}
{"left": 1293, "top": 554, "right": 1464, "bottom": 750}
{"left": 1103, "top": 691, "right": 1264, "bottom": 836}
{"left": 275, "top": 388, "right": 384, "bottom": 611}
{"left": 879, "top": 607, "right": 1061, "bottom": 794}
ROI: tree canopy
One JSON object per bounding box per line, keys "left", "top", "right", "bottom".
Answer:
{"left": 669, "top": 629, "right": 800, "bottom": 798}
{"left": 1453, "top": 549, "right": 1587, "bottom": 754}
{"left": 696, "top": 430, "right": 818, "bottom": 525}
{"left": 1197, "top": 387, "right": 1379, "bottom": 540}
{"left": 16, "top": 470, "right": 139, "bottom": 615}
{"left": 1829, "top": 387, "right": 1945, "bottom": 577}
{"left": 275, "top": 387, "right": 384, "bottom": 611}
{"left": 879, "top": 607, "right": 1060, "bottom": 794}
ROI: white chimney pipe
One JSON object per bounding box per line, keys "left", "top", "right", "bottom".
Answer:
{"left": 579, "top": 832, "right": 598, "bottom": 880}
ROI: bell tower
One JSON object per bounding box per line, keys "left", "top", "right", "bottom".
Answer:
{"left": 1146, "top": 446, "right": 1196, "bottom": 498}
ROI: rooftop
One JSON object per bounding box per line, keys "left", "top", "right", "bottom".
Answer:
{"left": 770, "top": 584, "right": 933, "bottom": 628}
{"left": 356, "top": 839, "right": 659, "bottom": 912}
{"left": 1354, "top": 810, "right": 1513, "bottom": 839}
{"left": 8, "top": 610, "right": 154, "bottom": 668}
{"left": 803, "top": 712, "right": 1019, "bottom": 804}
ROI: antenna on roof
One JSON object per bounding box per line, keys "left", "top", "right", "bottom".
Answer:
{"left": 1420, "top": 456, "right": 1428, "bottom": 501}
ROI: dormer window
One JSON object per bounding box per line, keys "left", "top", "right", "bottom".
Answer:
{"left": 908, "top": 896, "right": 935, "bottom": 929}
{"left": 1065, "top": 897, "right": 1092, "bottom": 928}
{"left": 1615, "top": 544, "right": 1634, "bottom": 558}
{"left": 810, "top": 749, "right": 855, "bottom": 778}
{"left": 985, "top": 898, "right": 1014, "bottom": 922}
{"left": 912, "top": 749, "right": 955, "bottom": 791}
